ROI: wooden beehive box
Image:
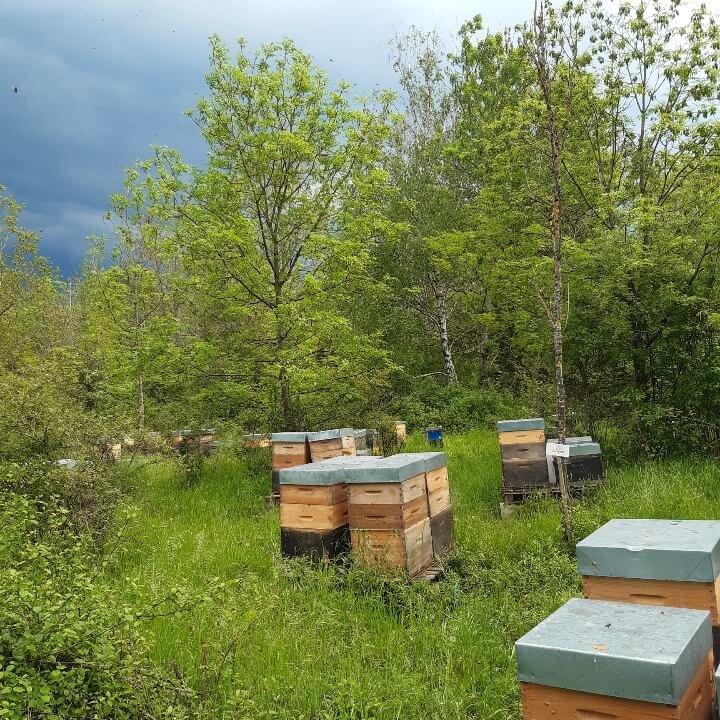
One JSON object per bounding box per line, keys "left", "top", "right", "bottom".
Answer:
{"left": 394, "top": 420, "right": 407, "bottom": 442}
{"left": 343, "top": 455, "right": 432, "bottom": 575}
{"left": 547, "top": 437, "right": 603, "bottom": 490}
{"left": 413, "top": 451, "right": 453, "bottom": 558}
{"left": 516, "top": 598, "right": 714, "bottom": 720}
{"left": 307, "top": 428, "right": 356, "bottom": 462}
{"left": 242, "top": 433, "right": 271, "bottom": 449}
{"left": 578, "top": 519, "right": 720, "bottom": 653}
{"left": 271, "top": 432, "right": 310, "bottom": 470}
{"left": 278, "top": 461, "right": 351, "bottom": 560}
{"left": 496, "top": 418, "right": 548, "bottom": 494}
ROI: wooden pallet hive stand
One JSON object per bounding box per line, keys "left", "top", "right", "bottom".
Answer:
{"left": 578, "top": 519, "right": 720, "bottom": 661}
{"left": 307, "top": 428, "right": 356, "bottom": 462}
{"left": 517, "top": 598, "right": 714, "bottom": 720}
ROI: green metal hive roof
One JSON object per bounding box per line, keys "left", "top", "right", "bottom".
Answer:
{"left": 394, "top": 451, "right": 447, "bottom": 472}
{"left": 516, "top": 598, "right": 711, "bottom": 704}
{"left": 271, "top": 432, "right": 308, "bottom": 443}
{"left": 307, "top": 428, "right": 354, "bottom": 442}
{"left": 577, "top": 519, "right": 720, "bottom": 582}
{"left": 496, "top": 418, "right": 545, "bottom": 433}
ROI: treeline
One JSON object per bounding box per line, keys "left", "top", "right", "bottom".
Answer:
{"left": 4, "top": 0, "right": 720, "bottom": 459}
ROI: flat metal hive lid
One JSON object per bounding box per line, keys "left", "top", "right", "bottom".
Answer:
{"left": 271, "top": 432, "right": 308, "bottom": 443}
{"left": 396, "top": 451, "right": 447, "bottom": 472}
{"left": 496, "top": 418, "right": 545, "bottom": 433}
{"left": 307, "top": 428, "right": 354, "bottom": 442}
{"left": 547, "top": 436, "right": 593, "bottom": 444}
{"left": 577, "top": 519, "right": 720, "bottom": 581}
{"left": 340, "top": 454, "right": 426, "bottom": 484}
{"left": 278, "top": 462, "right": 342, "bottom": 486}
{"left": 516, "top": 598, "right": 711, "bottom": 704}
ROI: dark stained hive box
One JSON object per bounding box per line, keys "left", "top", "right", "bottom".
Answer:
{"left": 516, "top": 598, "right": 714, "bottom": 720}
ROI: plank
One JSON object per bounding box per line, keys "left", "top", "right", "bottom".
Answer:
{"left": 427, "top": 468, "right": 451, "bottom": 515}
{"left": 272, "top": 453, "right": 311, "bottom": 470}
{"left": 430, "top": 505, "right": 454, "bottom": 557}
{"left": 280, "top": 483, "right": 348, "bottom": 506}
{"left": 498, "top": 429, "right": 545, "bottom": 446}
{"left": 280, "top": 525, "right": 350, "bottom": 560}
{"left": 520, "top": 651, "right": 713, "bottom": 720}
{"left": 348, "top": 475, "right": 426, "bottom": 505}
{"left": 351, "top": 518, "right": 431, "bottom": 574}
{"left": 501, "top": 441, "right": 546, "bottom": 461}
{"left": 502, "top": 458, "right": 550, "bottom": 487}
{"left": 280, "top": 501, "right": 348, "bottom": 531}
{"left": 582, "top": 574, "right": 720, "bottom": 625}
{"left": 349, "top": 494, "right": 428, "bottom": 530}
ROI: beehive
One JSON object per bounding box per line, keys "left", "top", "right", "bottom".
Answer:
{"left": 271, "top": 432, "right": 310, "bottom": 495}
{"left": 578, "top": 519, "right": 720, "bottom": 658}
{"left": 404, "top": 451, "right": 453, "bottom": 558}
{"left": 278, "top": 461, "right": 351, "bottom": 560}
{"left": 394, "top": 420, "right": 407, "bottom": 442}
{"left": 496, "top": 418, "right": 548, "bottom": 496}
{"left": 242, "top": 433, "right": 271, "bottom": 449}
{"left": 343, "top": 455, "right": 432, "bottom": 575}
{"left": 548, "top": 438, "right": 603, "bottom": 491}
{"left": 517, "top": 598, "right": 714, "bottom": 720}
{"left": 307, "top": 428, "right": 356, "bottom": 462}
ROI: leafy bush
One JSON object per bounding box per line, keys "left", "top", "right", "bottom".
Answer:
{"left": 0, "top": 490, "right": 191, "bottom": 719}
{"left": 392, "top": 380, "right": 527, "bottom": 432}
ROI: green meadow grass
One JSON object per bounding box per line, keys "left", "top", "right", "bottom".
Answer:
{"left": 110, "top": 431, "right": 720, "bottom": 719}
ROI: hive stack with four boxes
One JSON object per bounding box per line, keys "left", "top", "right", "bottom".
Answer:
{"left": 516, "top": 519, "right": 720, "bottom": 719}
{"left": 272, "top": 425, "right": 454, "bottom": 577}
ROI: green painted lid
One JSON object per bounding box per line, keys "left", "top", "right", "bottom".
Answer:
{"left": 307, "top": 428, "right": 354, "bottom": 442}
{"left": 271, "top": 432, "right": 308, "bottom": 443}
{"left": 577, "top": 519, "right": 720, "bottom": 582}
{"left": 278, "top": 463, "right": 340, "bottom": 486}
{"left": 394, "top": 451, "right": 447, "bottom": 473}
{"left": 340, "top": 454, "right": 426, "bottom": 484}
{"left": 516, "top": 598, "right": 711, "bottom": 704}
{"left": 496, "top": 418, "right": 545, "bottom": 433}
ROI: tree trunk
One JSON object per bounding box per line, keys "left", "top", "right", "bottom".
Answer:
{"left": 274, "top": 272, "right": 293, "bottom": 430}
{"left": 138, "top": 372, "right": 145, "bottom": 430}
{"left": 436, "top": 286, "right": 457, "bottom": 385}
{"left": 535, "top": 1, "right": 574, "bottom": 542}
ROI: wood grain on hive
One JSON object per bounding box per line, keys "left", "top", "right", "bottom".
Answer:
{"left": 344, "top": 454, "right": 432, "bottom": 575}
{"left": 307, "top": 428, "right": 356, "bottom": 462}
{"left": 496, "top": 418, "right": 548, "bottom": 495}
{"left": 516, "top": 598, "right": 714, "bottom": 720}
{"left": 278, "top": 460, "right": 349, "bottom": 559}
{"left": 578, "top": 519, "right": 720, "bottom": 662}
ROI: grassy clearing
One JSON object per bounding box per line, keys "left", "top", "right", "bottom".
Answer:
{"left": 110, "top": 431, "right": 720, "bottom": 719}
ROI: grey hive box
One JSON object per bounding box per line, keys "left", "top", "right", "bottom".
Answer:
{"left": 517, "top": 598, "right": 713, "bottom": 716}
{"left": 496, "top": 418, "right": 545, "bottom": 433}
{"left": 578, "top": 519, "right": 720, "bottom": 642}
{"left": 272, "top": 432, "right": 308, "bottom": 443}
{"left": 340, "top": 454, "right": 426, "bottom": 484}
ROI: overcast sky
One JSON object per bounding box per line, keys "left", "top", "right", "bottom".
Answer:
{"left": 1, "top": 0, "right": 532, "bottom": 274}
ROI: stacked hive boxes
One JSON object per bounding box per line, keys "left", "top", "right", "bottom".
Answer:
{"left": 546, "top": 435, "right": 604, "bottom": 491}
{"left": 411, "top": 452, "right": 453, "bottom": 557}
{"left": 577, "top": 519, "right": 720, "bottom": 661}
{"left": 497, "top": 418, "right": 549, "bottom": 500}
{"left": 516, "top": 599, "right": 714, "bottom": 720}
{"left": 344, "top": 455, "right": 433, "bottom": 575}
{"left": 271, "top": 432, "right": 310, "bottom": 498}
{"left": 278, "top": 461, "right": 350, "bottom": 560}
{"left": 354, "top": 429, "right": 371, "bottom": 456}
{"left": 307, "top": 428, "right": 356, "bottom": 462}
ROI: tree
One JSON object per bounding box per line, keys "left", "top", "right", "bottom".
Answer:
{"left": 175, "top": 36, "right": 397, "bottom": 429}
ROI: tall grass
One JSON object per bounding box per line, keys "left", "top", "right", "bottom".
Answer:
{"left": 110, "top": 432, "right": 720, "bottom": 719}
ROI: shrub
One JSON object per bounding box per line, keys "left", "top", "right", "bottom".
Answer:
{"left": 0, "top": 490, "right": 190, "bottom": 719}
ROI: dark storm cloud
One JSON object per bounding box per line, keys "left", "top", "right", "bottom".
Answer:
{"left": 0, "top": 0, "right": 530, "bottom": 275}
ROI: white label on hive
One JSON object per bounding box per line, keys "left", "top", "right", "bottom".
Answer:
{"left": 546, "top": 442, "right": 570, "bottom": 458}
